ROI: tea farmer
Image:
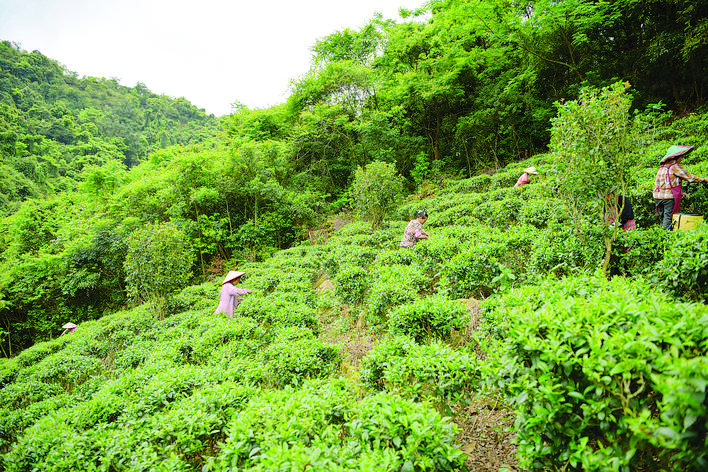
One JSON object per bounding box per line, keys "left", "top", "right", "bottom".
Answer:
{"left": 653, "top": 145, "right": 708, "bottom": 228}
{"left": 514, "top": 166, "right": 539, "bottom": 188}
{"left": 606, "top": 193, "right": 636, "bottom": 232}
{"left": 60, "top": 322, "right": 77, "bottom": 336}
{"left": 214, "top": 271, "right": 253, "bottom": 318}
{"left": 400, "top": 210, "right": 430, "bottom": 248}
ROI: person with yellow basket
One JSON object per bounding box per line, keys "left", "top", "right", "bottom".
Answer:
{"left": 653, "top": 145, "right": 708, "bottom": 229}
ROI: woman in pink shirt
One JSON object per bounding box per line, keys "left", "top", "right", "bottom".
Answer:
{"left": 514, "top": 166, "right": 539, "bottom": 188}
{"left": 214, "top": 270, "right": 252, "bottom": 318}
{"left": 400, "top": 210, "right": 430, "bottom": 248}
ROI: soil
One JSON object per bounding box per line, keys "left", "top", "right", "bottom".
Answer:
{"left": 316, "top": 281, "right": 523, "bottom": 471}
{"left": 454, "top": 399, "right": 520, "bottom": 471}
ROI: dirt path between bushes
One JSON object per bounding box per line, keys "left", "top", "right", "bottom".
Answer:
{"left": 316, "top": 281, "right": 522, "bottom": 471}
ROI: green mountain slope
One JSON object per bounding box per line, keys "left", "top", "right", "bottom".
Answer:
{"left": 0, "top": 41, "right": 222, "bottom": 215}
{"left": 2, "top": 132, "right": 707, "bottom": 468}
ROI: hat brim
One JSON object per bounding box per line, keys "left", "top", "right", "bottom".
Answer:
{"left": 660, "top": 145, "right": 694, "bottom": 163}
{"left": 222, "top": 271, "right": 246, "bottom": 284}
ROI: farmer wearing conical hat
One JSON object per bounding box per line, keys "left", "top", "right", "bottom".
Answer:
{"left": 653, "top": 145, "right": 708, "bottom": 229}
{"left": 214, "top": 271, "right": 253, "bottom": 318}
{"left": 60, "top": 322, "right": 77, "bottom": 336}
{"left": 514, "top": 166, "right": 540, "bottom": 188}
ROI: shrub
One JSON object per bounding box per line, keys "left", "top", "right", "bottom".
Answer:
{"left": 485, "top": 275, "right": 708, "bottom": 471}
{"left": 351, "top": 161, "right": 404, "bottom": 230}
{"left": 376, "top": 342, "right": 481, "bottom": 416}
{"left": 655, "top": 224, "right": 708, "bottom": 301}
{"left": 440, "top": 242, "right": 508, "bottom": 298}
{"left": 349, "top": 392, "right": 466, "bottom": 471}
{"left": 237, "top": 293, "right": 319, "bottom": 333}
{"left": 518, "top": 197, "right": 569, "bottom": 228}
{"left": 124, "top": 222, "right": 195, "bottom": 303}
{"left": 258, "top": 335, "right": 341, "bottom": 388}
{"left": 213, "top": 379, "right": 355, "bottom": 470}
{"left": 448, "top": 174, "right": 491, "bottom": 193}
{"left": 526, "top": 222, "right": 603, "bottom": 278}
{"left": 366, "top": 265, "right": 424, "bottom": 324}
{"left": 167, "top": 281, "right": 219, "bottom": 314}
{"left": 389, "top": 296, "right": 470, "bottom": 343}
{"left": 612, "top": 225, "right": 671, "bottom": 278}
{"left": 334, "top": 264, "right": 370, "bottom": 305}
{"left": 359, "top": 335, "right": 418, "bottom": 392}
{"left": 18, "top": 351, "right": 103, "bottom": 393}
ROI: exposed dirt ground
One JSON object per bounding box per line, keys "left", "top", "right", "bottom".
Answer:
{"left": 316, "top": 280, "right": 522, "bottom": 471}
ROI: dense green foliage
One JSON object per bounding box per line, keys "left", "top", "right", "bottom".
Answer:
{"left": 3, "top": 1, "right": 708, "bottom": 469}
{"left": 0, "top": 41, "right": 221, "bottom": 215}
{"left": 483, "top": 276, "right": 708, "bottom": 470}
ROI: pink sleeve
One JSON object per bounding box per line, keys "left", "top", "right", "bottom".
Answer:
{"left": 224, "top": 285, "right": 248, "bottom": 296}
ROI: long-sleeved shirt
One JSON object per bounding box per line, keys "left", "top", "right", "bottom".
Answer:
{"left": 400, "top": 219, "right": 426, "bottom": 248}
{"left": 214, "top": 283, "right": 249, "bottom": 318}
{"left": 514, "top": 172, "right": 529, "bottom": 188}
{"left": 653, "top": 163, "right": 703, "bottom": 199}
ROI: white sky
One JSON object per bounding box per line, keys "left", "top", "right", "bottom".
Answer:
{"left": 0, "top": 0, "right": 425, "bottom": 116}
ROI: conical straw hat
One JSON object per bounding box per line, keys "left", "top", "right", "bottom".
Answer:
{"left": 222, "top": 271, "right": 246, "bottom": 284}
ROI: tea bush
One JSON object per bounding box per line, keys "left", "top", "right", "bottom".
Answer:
{"left": 348, "top": 392, "right": 466, "bottom": 471}
{"left": 333, "top": 264, "right": 370, "bottom": 305}
{"left": 237, "top": 293, "right": 319, "bottom": 333}
{"left": 484, "top": 275, "right": 708, "bottom": 471}
{"left": 359, "top": 335, "right": 418, "bottom": 392}
{"left": 440, "top": 241, "right": 508, "bottom": 298}
{"left": 389, "top": 296, "right": 470, "bottom": 343}
{"left": 209, "top": 378, "right": 466, "bottom": 472}
{"left": 213, "top": 379, "right": 355, "bottom": 471}
{"left": 655, "top": 223, "right": 708, "bottom": 301}
{"left": 526, "top": 222, "right": 603, "bottom": 278}
{"left": 258, "top": 332, "right": 340, "bottom": 388}
{"left": 366, "top": 264, "right": 425, "bottom": 324}
{"left": 321, "top": 244, "right": 378, "bottom": 277}
{"left": 518, "top": 196, "right": 569, "bottom": 228}
{"left": 634, "top": 356, "right": 708, "bottom": 470}
{"left": 167, "top": 281, "right": 220, "bottom": 314}
{"left": 612, "top": 225, "right": 671, "bottom": 278}
{"left": 446, "top": 173, "right": 491, "bottom": 194}
{"left": 375, "top": 342, "right": 481, "bottom": 415}
{"left": 16, "top": 351, "right": 103, "bottom": 393}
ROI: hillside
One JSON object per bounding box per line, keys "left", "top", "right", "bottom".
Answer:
{"left": 0, "top": 41, "right": 222, "bottom": 215}
{"left": 2, "top": 0, "right": 708, "bottom": 469}
{"left": 1, "top": 117, "right": 708, "bottom": 469}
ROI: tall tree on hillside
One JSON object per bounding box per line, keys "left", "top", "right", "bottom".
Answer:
{"left": 550, "top": 81, "right": 637, "bottom": 278}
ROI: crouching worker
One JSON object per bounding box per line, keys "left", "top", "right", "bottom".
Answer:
{"left": 400, "top": 210, "right": 430, "bottom": 248}
{"left": 214, "top": 270, "right": 252, "bottom": 318}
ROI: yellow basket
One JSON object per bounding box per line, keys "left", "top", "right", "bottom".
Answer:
{"left": 671, "top": 213, "right": 704, "bottom": 231}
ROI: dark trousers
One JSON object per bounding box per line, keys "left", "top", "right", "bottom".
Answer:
{"left": 655, "top": 199, "right": 674, "bottom": 229}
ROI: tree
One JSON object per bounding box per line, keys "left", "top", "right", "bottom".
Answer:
{"left": 549, "top": 81, "right": 637, "bottom": 278}
{"left": 351, "top": 160, "right": 403, "bottom": 230}
{"left": 124, "top": 223, "right": 194, "bottom": 315}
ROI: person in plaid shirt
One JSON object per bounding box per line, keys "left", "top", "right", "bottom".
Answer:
{"left": 653, "top": 145, "right": 708, "bottom": 228}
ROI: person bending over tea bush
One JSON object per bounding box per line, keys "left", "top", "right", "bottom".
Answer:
{"left": 514, "top": 166, "right": 539, "bottom": 188}
{"left": 653, "top": 145, "right": 708, "bottom": 229}
{"left": 214, "top": 270, "right": 253, "bottom": 318}
{"left": 400, "top": 210, "right": 430, "bottom": 248}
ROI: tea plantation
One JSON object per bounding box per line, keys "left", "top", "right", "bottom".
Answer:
{"left": 2, "top": 129, "right": 708, "bottom": 471}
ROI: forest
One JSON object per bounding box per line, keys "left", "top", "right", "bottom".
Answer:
{"left": 1, "top": 0, "right": 708, "bottom": 470}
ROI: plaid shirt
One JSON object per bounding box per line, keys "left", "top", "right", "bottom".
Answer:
{"left": 653, "top": 163, "right": 703, "bottom": 199}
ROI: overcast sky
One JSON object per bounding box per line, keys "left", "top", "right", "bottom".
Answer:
{"left": 1, "top": 0, "right": 425, "bottom": 116}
